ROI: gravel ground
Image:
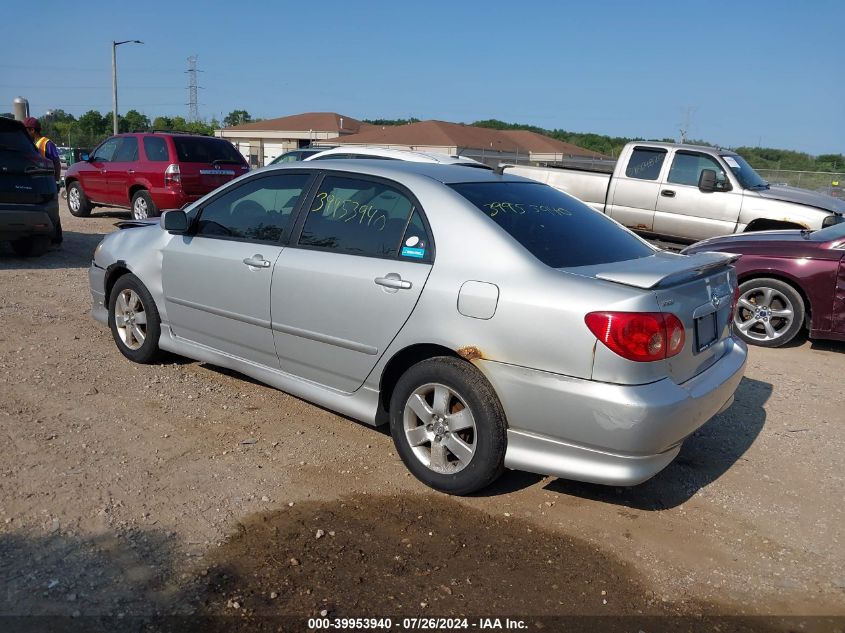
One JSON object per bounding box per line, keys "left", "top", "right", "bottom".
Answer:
{"left": 0, "top": 201, "right": 843, "bottom": 627}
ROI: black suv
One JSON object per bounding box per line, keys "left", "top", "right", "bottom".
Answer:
{"left": 0, "top": 117, "right": 60, "bottom": 256}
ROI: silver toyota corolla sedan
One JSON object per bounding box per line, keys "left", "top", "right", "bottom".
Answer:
{"left": 88, "top": 161, "right": 747, "bottom": 495}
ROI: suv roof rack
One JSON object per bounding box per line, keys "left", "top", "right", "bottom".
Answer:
{"left": 128, "top": 129, "right": 212, "bottom": 137}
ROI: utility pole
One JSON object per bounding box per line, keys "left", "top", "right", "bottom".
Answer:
{"left": 186, "top": 55, "right": 202, "bottom": 122}
{"left": 679, "top": 106, "right": 696, "bottom": 144}
{"left": 112, "top": 40, "right": 143, "bottom": 135}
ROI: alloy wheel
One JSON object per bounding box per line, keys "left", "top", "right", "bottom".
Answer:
{"left": 403, "top": 382, "right": 477, "bottom": 474}
{"left": 68, "top": 187, "right": 80, "bottom": 213}
{"left": 133, "top": 197, "right": 149, "bottom": 219}
{"left": 734, "top": 286, "right": 795, "bottom": 343}
{"left": 114, "top": 289, "right": 148, "bottom": 350}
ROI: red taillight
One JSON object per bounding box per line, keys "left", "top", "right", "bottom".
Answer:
{"left": 164, "top": 163, "right": 181, "bottom": 187}
{"left": 730, "top": 285, "right": 740, "bottom": 319}
{"left": 585, "top": 311, "right": 686, "bottom": 362}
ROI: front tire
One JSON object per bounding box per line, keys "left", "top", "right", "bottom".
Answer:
{"left": 734, "top": 277, "right": 805, "bottom": 347}
{"left": 108, "top": 274, "right": 162, "bottom": 363}
{"left": 66, "top": 181, "right": 91, "bottom": 217}
{"left": 389, "top": 357, "right": 507, "bottom": 495}
{"left": 131, "top": 190, "right": 157, "bottom": 219}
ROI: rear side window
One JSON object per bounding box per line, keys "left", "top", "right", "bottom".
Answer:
{"left": 196, "top": 173, "right": 310, "bottom": 242}
{"left": 625, "top": 147, "right": 667, "bottom": 180}
{"left": 298, "top": 176, "right": 416, "bottom": 259}
{"left": 143, "top": 136, "right": 170, "bottom": 162}
{"left": 112, "top": 137, "right": 138, "bottom": 162}
{"left": 173, "top": 137, "right": 244, "bottom": 164}
{"left": 450, "top": 182, "right": 654, "bottom": 268}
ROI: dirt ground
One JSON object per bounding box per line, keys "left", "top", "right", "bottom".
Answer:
{"left": 0, "top": 202, "right": 843, "bottom": 630}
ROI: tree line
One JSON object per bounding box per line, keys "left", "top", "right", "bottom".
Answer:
{"left": 366, "top": 118, "right": 844, "bottom": 173}
{"left": 0, "top": 109, "right": 258, "bottom": 150}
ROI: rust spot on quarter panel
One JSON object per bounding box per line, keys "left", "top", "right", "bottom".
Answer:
{"left": 457, "top": 346, "right": 483, "bottom": 361}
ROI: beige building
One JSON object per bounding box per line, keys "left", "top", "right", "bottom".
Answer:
{"left": 215, "top": 112, "right": 371, "bottom": 166}
{"left": 217, "top": 113, "right": 609, "bottom": 168}
{"left": 331, "top": 120, "right": 610, "bottom": 166}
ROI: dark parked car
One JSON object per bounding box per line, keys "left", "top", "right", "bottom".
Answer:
{"left": 65, "top": 132, "right": 249, "bottom": 219}
{"left": 0, "top": 117, "right": 60, "bottom": 256}
{"left": 683, "top": 223, "right": 845, "bottom": 347}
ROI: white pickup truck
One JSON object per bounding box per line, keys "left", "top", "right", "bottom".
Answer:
{"left": 507, "top": 142, "right": 845, "bottom": 243}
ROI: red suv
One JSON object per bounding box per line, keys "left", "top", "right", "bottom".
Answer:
{"left": 65, "top": 132, "right": 249, "bottom": 219}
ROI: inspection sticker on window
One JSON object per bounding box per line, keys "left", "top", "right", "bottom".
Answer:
{"left": 402, "top": 237, "right": 425, "bottom": 258}
{"left": 723, "top": 156, "right": 741, "bottom": 169}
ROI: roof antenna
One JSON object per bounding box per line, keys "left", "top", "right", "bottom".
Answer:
{"left": 494, "top": 163, "right": 513, "bottom": 175}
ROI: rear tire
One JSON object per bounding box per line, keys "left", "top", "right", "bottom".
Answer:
{"left": 131, "top": 190, "right": 157, "bottom": 219}
{"left": 67, "top": 182, "right": 91, "bottom": 217}
{"left": 389, "top": 357, "right": 507, "bottom": 495}
{"left": 108, "top": 274, "right": 162, "bottom": 364}
{"left": 733, "top": 277, "right": 805, "bottom": 347}
{"left": 11, "top": 235, "right": 50, "bottom": 257}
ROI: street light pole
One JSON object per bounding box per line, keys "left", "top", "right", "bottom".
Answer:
{"left": 112, "top": 39, "right": 143, "bottom": 135}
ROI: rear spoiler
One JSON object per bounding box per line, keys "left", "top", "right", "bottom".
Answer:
{"left": 594, "top": 251, "right": 741, "bottom": 289}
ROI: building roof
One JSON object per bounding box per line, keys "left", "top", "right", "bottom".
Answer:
{"left": 222, "top": 112, "right": 372, "bottom": 134}
{"left": 331, "top": 120, "right": 607, "bottom": 158}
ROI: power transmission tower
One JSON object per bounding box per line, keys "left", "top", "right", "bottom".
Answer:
{"left": 186, "top": 55, "right": 202, "bottom": 122}
{"left": 679, "top": 106, "right": 696, "bottom": 144}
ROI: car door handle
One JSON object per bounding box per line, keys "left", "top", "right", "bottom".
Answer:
{"left": 661, "top": 189, "right": 676, "bottom": 197}
{"left": 375, "top": 274, "right": 412, "bottom": 290}
{"left": 242, "top": 255, "right": 271, "bottom": 268}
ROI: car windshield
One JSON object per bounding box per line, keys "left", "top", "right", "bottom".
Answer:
{"left": 721, "top": 154, "right": 769, "bottom": 189}
{"left": 450, "top": 181, "right": 655, "bottom": 268}
{"left": 173, "top": 137, "right": 245, "bottom": 164}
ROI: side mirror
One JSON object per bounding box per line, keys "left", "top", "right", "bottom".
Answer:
{"left": 698, "top": 169, "right": 717, "bottom": 192}
{"left": 81, "top": 153, "right": 90, "bottom": 161}
{"left": 160, "top": 209, "right": 188, "bottom": 233}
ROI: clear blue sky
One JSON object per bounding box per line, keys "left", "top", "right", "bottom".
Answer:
{"left": 2, "top": 1, "right": 842, "bottom": 154}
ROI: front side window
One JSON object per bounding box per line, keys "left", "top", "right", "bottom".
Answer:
{"left": 195, "top": 173, "right": 310, "bottom": 242}
{"left": 112, "top": 137, "right": 138, "bottom": 162}
{"left": 451, "top": 181, "right": 654, "bottom": 268}
{"left": 298, "top": 176, "right": 416, "bottom": 258}
{"left": 668, "top": 152, "right": 728, "bottom": 188}
{"left": 625, "top": 147, "right": 667, "bottom": 180}
{"left": 143, "top": 136, "right": 170, "bottom": 162}
{"left": 91, "top": 138, "right": 120, "bottom": 162}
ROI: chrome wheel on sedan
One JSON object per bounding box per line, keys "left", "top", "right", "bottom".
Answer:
{"left": 389, "top": 357, "right": 507, "bottom": 495}
{"left": 114, "top": 289, "right": 148, "bottom": 350}
{"left": 734, "top": 278, "right": 805, "bottom": 348}
{"left": 403, "top": 382, "right": 477, "bottom": 474}
{"left": 108, "top": 274, "right": 162, "bottom": 363}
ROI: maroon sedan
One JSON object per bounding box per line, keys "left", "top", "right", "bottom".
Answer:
{"left": 683, "top": 223, "right": 845, "bottom": 347}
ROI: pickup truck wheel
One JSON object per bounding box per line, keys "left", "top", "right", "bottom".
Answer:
{"left": 66, "top": 182, "right": 91, "bottom": 217}
{"left": 11, "top": 235, "right": 50, "bottom": 257}
{"left": 734, "top": 278, "right": 805, "bottom": 347}
{"left": 389, "top": 357, "right": 506, "bottom": 495}
{"left": 131, "top": 191, "right": 157, "bottom": 219}
{"left": 108, "top": 274, "right": 162, "bottom": 364}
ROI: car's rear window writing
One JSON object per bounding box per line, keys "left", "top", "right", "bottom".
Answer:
{"left": 450, "top": 182, "right": 654, "bottom": 268}
{"left": 173, "top": 137, "right": 245, "bottom": 164}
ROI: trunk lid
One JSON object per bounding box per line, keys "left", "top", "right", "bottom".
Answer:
{"left": 171, "top": 137, "right": 249, "bottom": 196}
{"left": 564, "top": 251, "right": 739, "bottom": 384}
{"left": 0, "top": 119, "right": 56, "bottom": 205}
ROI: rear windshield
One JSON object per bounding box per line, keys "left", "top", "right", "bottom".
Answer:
{"left": 450, "top": 182, "right": 654, "bottom": 268}
{"left": 172, "top": 137, "right": 245, "bottom": 164}
{"left": 0, "top": 128, "right": 38, "bottom": 155}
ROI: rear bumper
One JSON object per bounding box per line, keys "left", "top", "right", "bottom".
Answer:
{"left": 0, "top": 206, "right": 57, "bottom": 241}
{"left": 148, "top": 188, "right": 203, "bottom": 210}
{"left": 480, "top": 338, "right": 747, "bottom": 486}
